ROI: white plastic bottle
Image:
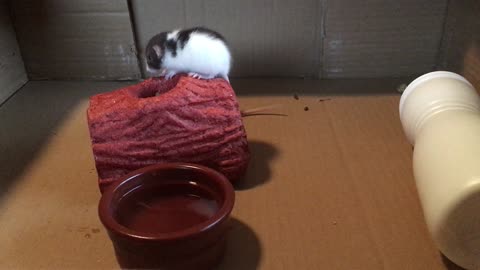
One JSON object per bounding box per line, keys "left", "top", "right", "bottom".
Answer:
{"left": 399, "top": 71, "right": 480, "bottom": 269}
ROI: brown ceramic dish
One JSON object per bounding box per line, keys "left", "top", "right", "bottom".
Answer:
{"left": 98, "top": 163, "right": 235, "bottom": 270}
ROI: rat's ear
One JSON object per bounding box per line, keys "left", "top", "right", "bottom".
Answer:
{"left": 152, "top": 45, "right": 162, "bottom": 57}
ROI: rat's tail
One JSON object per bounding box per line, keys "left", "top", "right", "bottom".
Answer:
{"left": 241, "top": 104, "right": 288, "bottom": 117}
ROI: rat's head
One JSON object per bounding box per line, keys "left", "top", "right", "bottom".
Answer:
{"left": 145, "top": 32, "right": 168, "bottom": 74}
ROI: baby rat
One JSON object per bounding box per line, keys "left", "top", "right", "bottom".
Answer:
{"left": 145, "top": 27, "right": 231, "bottom": 82}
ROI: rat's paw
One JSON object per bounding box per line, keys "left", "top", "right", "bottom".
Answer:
{"left": 188, "top": 72, "right": 214, "bottom": 80}
{"left": 188, "top": 72, "right": 201, "bottom": 79}
{"left": 164, "top": 71, "right": 178, "bottom": 80}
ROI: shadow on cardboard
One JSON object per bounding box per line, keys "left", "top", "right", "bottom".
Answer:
{"left": 235, "top": 140, "right": 278, "bottom": 191}
{"left": 216, "top": 218, "right": 262, "bottom": 270}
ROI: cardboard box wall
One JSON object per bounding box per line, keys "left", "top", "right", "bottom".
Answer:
{"left": 9, "top": 0, "right": 141, "bottom": 81}
{"left": 0, "top": 0, "right": 27, "bottom": 104}
{"left": 1, "top": 0, "right": 480, "bottom": 96}
{"left": 130, "top": 0, "right": 448, "bottom": 79}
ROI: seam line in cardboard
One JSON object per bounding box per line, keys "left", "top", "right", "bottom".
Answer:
{"left": 435, "top": 0, "right": 451, "bottom": 70}
{"left": 127, "top": 0, "right": 144, "bottom": 79}
{"left": 319, "top": 0, "right": 327, "bottom": 78}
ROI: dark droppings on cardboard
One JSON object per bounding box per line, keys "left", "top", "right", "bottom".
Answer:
{"left": 293, "top": 93, "right": 299, "bottom": 100}
{"left": 319, "top": 98, "right": 331, "bottom": 102}
{"left": 304, "top": 106, "right": 309, "bottom": 111}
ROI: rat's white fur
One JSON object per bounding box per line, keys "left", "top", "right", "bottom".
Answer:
{"left": 161, "top": 30, "right": 231, "bottom": 81}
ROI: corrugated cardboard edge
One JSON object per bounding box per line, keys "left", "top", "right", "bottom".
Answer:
{"left": 0, "top": 1, "right": 27, "bottom": 104}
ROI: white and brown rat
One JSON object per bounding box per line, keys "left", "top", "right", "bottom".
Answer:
{"left": 145, "top": 27, "right": 231, "bottom": 82}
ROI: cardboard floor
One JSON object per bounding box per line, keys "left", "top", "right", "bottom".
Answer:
{"left": 0, "top": 79, "right": 464, "bottom": 269}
